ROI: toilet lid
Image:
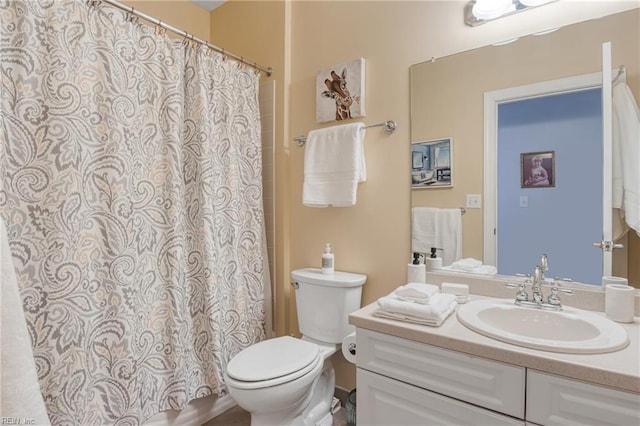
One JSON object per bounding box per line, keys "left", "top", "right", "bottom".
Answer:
{"left": 226, "top": 336, "right": 320, "bottom": 382}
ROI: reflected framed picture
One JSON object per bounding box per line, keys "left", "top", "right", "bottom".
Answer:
{"left": 411, "top": 138, "right": 453, "bottom": 189}
{"left": 521, "top": 151, "right": 555, "bottom": 188}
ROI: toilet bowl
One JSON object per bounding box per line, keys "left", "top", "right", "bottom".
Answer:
{"left": 224, "top": 268, "right": 366, "bottom": 426}
{"left": 224, "top": 336, "right": 335, "bottom": 425}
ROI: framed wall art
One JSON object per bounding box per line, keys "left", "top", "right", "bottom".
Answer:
{"left": 316, "top": 58, "right": 365, "bottom": 123}
{"left": 521, "top": 151, "right": 555, "bottom": 188}
{"left": 411, "top": 138, "right": 453, "bottom": 189}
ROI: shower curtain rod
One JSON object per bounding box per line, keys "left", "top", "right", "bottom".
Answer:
{"left": 99, "top": 0, "right": 273, "bottom": 77}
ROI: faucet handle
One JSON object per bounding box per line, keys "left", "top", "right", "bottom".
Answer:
{"left": 506, "top": 281, "right": 528, "bottom": 301}
{"left": 552, "top": 277, "right": 574, "bottom": 295}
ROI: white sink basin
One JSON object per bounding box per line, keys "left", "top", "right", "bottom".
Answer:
{"left": 457, "top": 299, "right": 629, "bottom": 354}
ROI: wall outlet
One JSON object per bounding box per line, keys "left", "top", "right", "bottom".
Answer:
{"left": 466, "top": 194, "right": 482, "bottom": 209}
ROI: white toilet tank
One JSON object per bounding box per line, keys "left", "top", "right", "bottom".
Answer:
{"left": 291, "top": 268, "right": 366, "bottom": 344}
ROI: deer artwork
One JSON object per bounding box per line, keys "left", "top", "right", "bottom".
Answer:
{"left": 321, "top": 68, "right": 354, "bottom": 121}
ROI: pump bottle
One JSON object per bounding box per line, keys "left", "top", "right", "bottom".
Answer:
{"left": 407, "top": 252, "right": 426, "bottom": 283}
{"left": 322, "top": 243, "right": 335, "bottom": 275}
{"left": 425, "top": 247, "right": 443, "bottom": 270}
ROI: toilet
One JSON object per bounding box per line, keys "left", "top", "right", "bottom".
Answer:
{"left": 224, "top": 268, "right": 366, "bottom": 426}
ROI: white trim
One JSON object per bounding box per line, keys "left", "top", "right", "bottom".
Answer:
{"left": 602, "top": 42, "right": 613, "bottom": 278}
{"left": 483, "top": 72, "right": 602, "bottom": 269}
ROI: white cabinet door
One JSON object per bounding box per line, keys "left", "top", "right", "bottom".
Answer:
{"left": 357, "top": 328, "right": 526, "bottom": 418}
{"left": 357, "top": 368, "right": 524, "bottom": 426}
{"left": 527, "top": 370, "right": 640, "bottom": 426}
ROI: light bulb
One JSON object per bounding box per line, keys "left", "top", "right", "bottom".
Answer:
{"left": 472, "top": 0, "right": 513, "bottom": 20}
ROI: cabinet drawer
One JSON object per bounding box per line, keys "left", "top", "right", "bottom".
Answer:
{"left": 527, "top": 370, "right": 640, "bottom": 426}
{"left": 357, "top": 368, "right": 524, "bottom": 426}
{"left": 356, "top": 328, "right": 526, "bottom": 418}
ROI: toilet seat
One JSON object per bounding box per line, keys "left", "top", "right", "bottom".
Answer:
{"left": 226, "top": 336, "right": 322, "bottom": 390}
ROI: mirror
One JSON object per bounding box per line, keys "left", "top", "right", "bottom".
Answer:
{"left": 410, "top": 10, "right": 639, "bottom": 286}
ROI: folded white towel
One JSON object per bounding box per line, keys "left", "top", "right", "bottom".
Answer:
{"left": 375, "top": 293, "right": 457, "bottom": 327}
{"left": 1, "top": 216, "right": 51, "bottom": 424}
{"left": 393, "top": 282, "right": 439, "bottom": 304}
{"left": 303, "top": 122, "right": 366, "bottom": 207}
{"left": 449, "top": 258, "right": 482, "bottom": 271}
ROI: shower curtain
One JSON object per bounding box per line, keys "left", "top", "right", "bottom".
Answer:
{"left": 0, "top": 1, "right": 266, "bottom": 424}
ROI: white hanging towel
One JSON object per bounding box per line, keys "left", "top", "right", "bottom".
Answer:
{"left": 303, "top": 122, "right": 366, "bottom": 207}
{"left": 411, "top": 207, "right": 462, "bottom": 267}
{"left": 612, "top": 81, "right": 640, "bottom": 237}
{"left": 1, "top": 216, "right": 51, "bottom": 425}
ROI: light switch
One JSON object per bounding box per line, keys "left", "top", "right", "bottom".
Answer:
{"left": 466, "top": 194, "right": 482, "bottom": 209}
{"left": 520, "top": 196, "right": 528, "bottom": 208}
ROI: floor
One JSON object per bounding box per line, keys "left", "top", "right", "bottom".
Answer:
{"left": 204, "top": 404, "right": 348, "bottom": 426}
{"left": 203, "top": 389, "right": 350, "bottom": 426}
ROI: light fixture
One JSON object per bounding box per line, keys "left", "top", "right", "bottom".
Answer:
{"left": 472, "top": 0, "right": 514, "bottom": 20}
{"left": 465, "top": 0, "right": 557, "bottom": 27}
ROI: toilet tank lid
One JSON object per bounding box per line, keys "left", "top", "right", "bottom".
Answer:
{"left": 291, "top": 268, "right": 366, "bottom": 288}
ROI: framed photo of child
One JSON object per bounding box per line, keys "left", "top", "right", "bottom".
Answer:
{"left": 521, "top": 151, "right": 555, "bottom": 188}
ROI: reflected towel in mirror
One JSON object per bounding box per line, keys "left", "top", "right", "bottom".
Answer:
{"left": 411, "top": 207, "right": 462, "bottom": 266}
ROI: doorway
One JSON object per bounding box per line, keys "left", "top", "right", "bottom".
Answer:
{"left": 496, "top": 89, "right": 602, "bottom": 283}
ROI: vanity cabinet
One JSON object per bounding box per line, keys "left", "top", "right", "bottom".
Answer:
{"left": 526, "top": 370, "right": 640, "bottom": 426}
{"left": 356, "top": 328, "right": 525, "bottom": 425}
{"left": 355, "top": 328, "right": 640, "bottom": 426}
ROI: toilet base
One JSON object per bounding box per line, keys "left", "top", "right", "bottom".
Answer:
{"left": 247, "top": 359, "right": 336, "bottom": 426}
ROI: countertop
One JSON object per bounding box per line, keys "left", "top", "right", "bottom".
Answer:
{"left": 350, "top": 295, "right": 640, "bottom": 394}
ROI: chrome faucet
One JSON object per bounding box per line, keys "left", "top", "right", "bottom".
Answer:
{"left": 506, "top": 254, "right": 572, "bottom": 311}
{"left": 531, "top": 265, "right": 544, "bottom": 304}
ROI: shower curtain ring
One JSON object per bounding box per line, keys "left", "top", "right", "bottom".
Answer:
{"left": 155, "top": 22, "right": 166, "bottom": 36}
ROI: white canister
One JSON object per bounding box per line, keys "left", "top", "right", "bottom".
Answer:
{"left": 603, "top": 276, "right": 635, "bottom": 323}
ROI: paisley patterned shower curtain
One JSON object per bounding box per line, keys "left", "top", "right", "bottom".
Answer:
{"left": 0, "top": 1, "right": 266, "bottom": 424}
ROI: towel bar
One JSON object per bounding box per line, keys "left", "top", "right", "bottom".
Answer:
{"left": 293, "top": 120, "right": 397, "bottom": 147}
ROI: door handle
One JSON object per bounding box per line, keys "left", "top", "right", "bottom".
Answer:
{"left": 592, "top": 241, "right": 624, "bottom": 251}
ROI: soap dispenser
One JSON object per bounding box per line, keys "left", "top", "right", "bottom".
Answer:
{"left": 425, "top": 247, "right": 443, "bottom": 270}
{"left": 407, "top": 252, "right": 426, "bottom": 283}
{"left": 321, "top": 243, "right": 335, "bottom": 275}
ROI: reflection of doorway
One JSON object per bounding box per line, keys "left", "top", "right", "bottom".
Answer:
{"left": 483, "top": 72, "right": 619, "bottom": 285}
{"left": 497, "top": 89, "right": 602, "bottom": 284}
